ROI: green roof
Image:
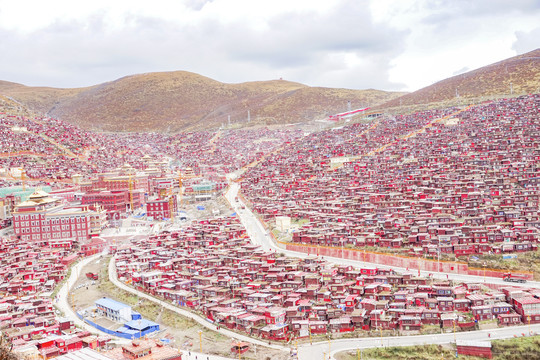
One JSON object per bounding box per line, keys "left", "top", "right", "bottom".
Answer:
{"left": 193, "top": 183, "right": 214, "bottom": 191}
{"left": 0, "top": 186, "right": 52, "bottom": 202}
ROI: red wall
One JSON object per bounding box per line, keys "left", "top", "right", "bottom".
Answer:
{"left": 283, "top": 243, "right": 533, "bottom": 280}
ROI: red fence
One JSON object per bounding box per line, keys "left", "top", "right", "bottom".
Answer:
{"left": 281, "top": 242, "right": 533, "bottom": 280}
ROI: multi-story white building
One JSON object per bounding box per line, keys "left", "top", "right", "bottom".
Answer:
{"left": 95, "top": 297, "right": 133, "bottom": 323}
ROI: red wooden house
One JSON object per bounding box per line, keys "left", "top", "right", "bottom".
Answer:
{"left": 456, "top": 340, "right": 492, "bottom": 359}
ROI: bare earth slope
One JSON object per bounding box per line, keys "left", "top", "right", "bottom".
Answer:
{"left": 380, "top": 48, "right": 540, "bottom": 109}
{"left": 0, "top": 72, "right": 403, "bottom": 132}
{"left": 0, "top": 80, "right": 87, "bottom": 113}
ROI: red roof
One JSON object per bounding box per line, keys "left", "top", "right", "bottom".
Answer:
{"left": 515, "top": 297, "right": 540, "bottom": 305}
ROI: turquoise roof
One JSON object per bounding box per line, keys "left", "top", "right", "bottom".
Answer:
{"left": 0, "top": 186, "right": 52, "bottom": 202}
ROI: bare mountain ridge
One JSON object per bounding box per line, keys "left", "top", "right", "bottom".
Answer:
{"left": 380, "top": 48, "right": 540, "bottom": 109}
{"left": 0, "top": 71, "right": 402, "bottom": 132}
{"left": 3, "top": 49, "right": 537, "bottom": 131}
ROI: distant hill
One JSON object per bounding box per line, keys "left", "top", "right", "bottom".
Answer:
{"left": 379, "top": 48, "right": 540, "bottom": 109}
{"left": 0, "top": 72, "right": 403, "bottom": 132}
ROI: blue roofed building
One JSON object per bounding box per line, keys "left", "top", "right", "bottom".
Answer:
{"left": 95, "top": 297, "right": 132, "bottom": 323}
{"left": 121, "top": 319, "right": 160, "bottom": 337}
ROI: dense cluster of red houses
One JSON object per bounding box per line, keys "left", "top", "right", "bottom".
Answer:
{"left": 114, "top": 216, "right": 540, "bottom": 341}
{"left": 1, "top": 113, "right": 302, "bottom": 183}
{"left": 0, "top": 237, "right": 115, "bottom": 357}
{"left": 1, "top": 112, "right": 303, "bottom": 231}
{"left": 239, "top": 95, "right": 540, "bottom": 258}
{"left": 1, "top": 89, "right": 540, "bottom": 355}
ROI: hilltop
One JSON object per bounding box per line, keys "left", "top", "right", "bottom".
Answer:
{"left": 380, "top": 48, "right": 540, "bottom": 109}
{"left": 2, "top": 49, "right": 538, "bottom": 131}
{"left": 0, "top": 72, "right": 403, "bottom": 132}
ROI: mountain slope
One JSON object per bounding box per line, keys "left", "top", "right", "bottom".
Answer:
{"left": 380, "top": 48, "right": 540, "bottom": 108}
{"left": 0, "top": 72, "right": 403, "bottom": 132}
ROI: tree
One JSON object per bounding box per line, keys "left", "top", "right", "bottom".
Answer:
{"left": 0, "top": 334, "right": 17, "bottom": 360}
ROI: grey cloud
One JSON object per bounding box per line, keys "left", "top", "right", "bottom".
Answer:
{"left": 513, "top": 28, "right": 540, "bottom": 54}
{"left": 452, "top": 66, "right": 469, "bottom": 75}
{"left": 422, "top": 0, "right": 540, "bottom": 24}
{"left": 222, "top": 4, "right": 406, "bottom": 60}
{"left": 0, "top": 1, "right": 408, "bottom": 91}
{"left": 205, "top": 2, "right": 409, "bottom": 89}
{"left": 184, "top": 0, "right": 215, "bottom": 11}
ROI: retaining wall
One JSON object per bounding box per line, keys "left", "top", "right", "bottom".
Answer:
{"left": 282, "top": 242, "right": 533, "bottom": 280}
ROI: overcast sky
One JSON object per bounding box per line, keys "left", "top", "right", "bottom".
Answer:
{"left": 0, "top": 0, "right": 538, "bottom": 92}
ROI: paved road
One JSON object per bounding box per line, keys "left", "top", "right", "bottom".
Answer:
{"left": 58, "top": 180, "right": 540, "bottom": 360}
{"left": 225, "top": 182, "right": 540, "bottom": 359}
{"left": 180, "top": 349, "right": 236, "bottom": 360}
{"left": 226, "top": 182, "right": 540, "bottom": 288}
{"left": 56, "top": 252, "right": 246, "bottom": 357}
{"left": 55, "top": 253, "right": 129, "bottom": 341}
{"left": 319, "top": 324, "right": 540, "bottom": 359}
{"left": 108, "top": 254, "right": 288, "bottom": 353}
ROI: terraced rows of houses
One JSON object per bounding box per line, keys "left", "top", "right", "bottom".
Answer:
{"left": 240, "top": 94, "right": 540, "bottom": 258}
{"left": 0, "top": 238, "right": 116, "bottom": 358}
{"left": 1, "top": 112, "right": 302, "bottom": 182}
{"left": 115, "top": 216, "right": 540, "bottom": 341}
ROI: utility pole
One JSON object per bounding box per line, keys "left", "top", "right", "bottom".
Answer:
{"left": 438, "top": 238, "right": 440, "bottom": 275}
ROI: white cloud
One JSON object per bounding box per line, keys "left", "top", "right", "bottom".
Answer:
{"left": 0, "top": 0, "right": 538, "bottom": 91}
{"left": 375, "top": 0, "right": 540, "bottom": 91}
{"left": 513, "top": 27, "right": 540, "bottom": 54}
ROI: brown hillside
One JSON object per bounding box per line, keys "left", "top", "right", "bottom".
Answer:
{"left": 0, "top": 72, "right": 403, "bottom": 132}
{"left": 0, "top": 80, "right": 86, "bottom": 113}
{"left": 253, "top": 87, "right": 395, "bottom": 124}
{"left": 380, "top": 48, "right": 540, "bottom": 109}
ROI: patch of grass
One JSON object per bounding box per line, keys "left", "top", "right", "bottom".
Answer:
{"left": 492, "top": 335, "right": 540, "bottom": 360}
{"left": 51, "top": 266, "right": 73, "bottom": 298}
{"left": 336, "top": 344, "right": 457, "bottom": 360}
{"left": 455, "top": 249, "right": 540, "bottom": 280}
{"left": 420, "top": 324, "right": 441, "bottom": 335}
{"left": 96, "top": 257, "right": 155, "bottom": 314}
{"left": 336, "top": 335, "right": 540, "bottom": 360}
{"left": 97, "top": 258, "right": 116, "bottom": 294}
{"left": 160, "top": 308, "right": 197, "bottom": 329}
{"left": 292, "top": 218, "right": 309, "bottom": 226}
{"left": 133, "top": 301, "right": 160, "bottom": 320}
